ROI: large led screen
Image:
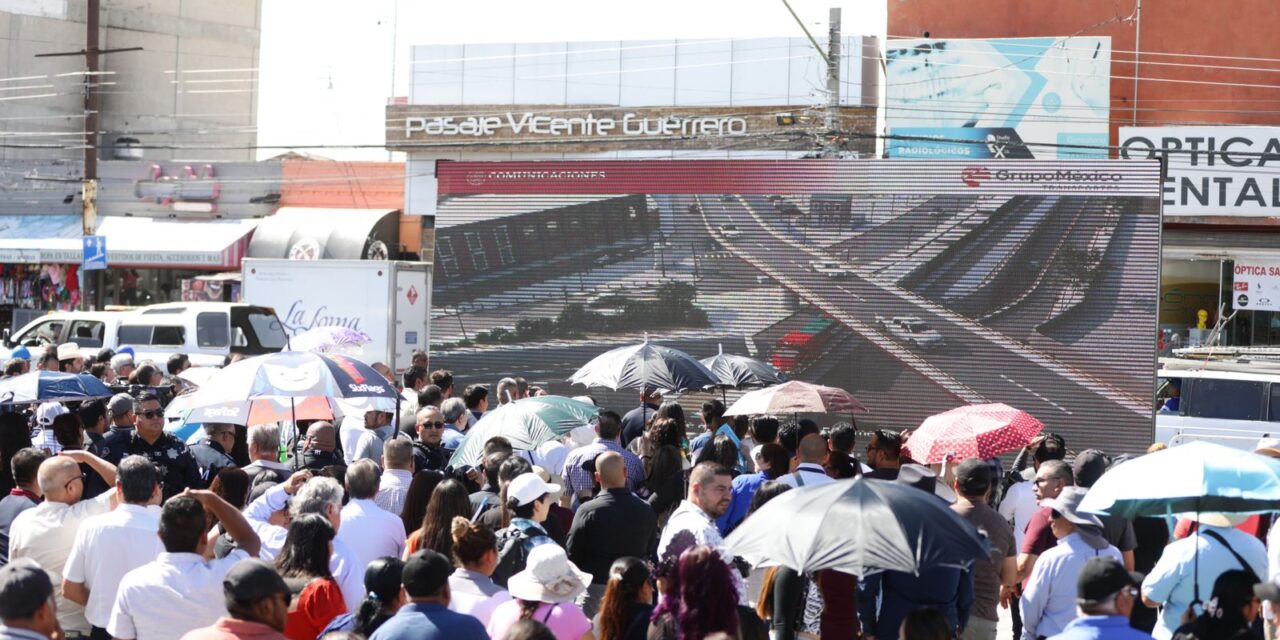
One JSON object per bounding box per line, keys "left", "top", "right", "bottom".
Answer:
{"left": 429, "top": 160, "right": 1162, "bottom": 453}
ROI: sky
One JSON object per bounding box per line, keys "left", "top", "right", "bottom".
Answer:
{"left": 256, "top": 0, "right": 887, "bottom": 160}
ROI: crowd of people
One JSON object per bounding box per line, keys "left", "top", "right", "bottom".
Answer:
{"left": 0, "top": 344, "right": 1279, "bottom": 640}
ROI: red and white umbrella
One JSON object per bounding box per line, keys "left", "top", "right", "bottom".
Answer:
{"left": 903, "top": 403, "right": 1044, "bottom": 464}
{"left": 723, "top": 380, "right": 867, "bottom": 416}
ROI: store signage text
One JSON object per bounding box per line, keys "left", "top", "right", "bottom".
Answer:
{"left": 281, "top": 299, "right": 363, "bottom": 336}
{"left": 1120, "top": 127, "right": 1280, "bottom": 216}
{"left": 404, "top": 112, "right": 748, "bottom": 139}
{"left": 1231, "top": 260, "right": 1280, "bottom": 312}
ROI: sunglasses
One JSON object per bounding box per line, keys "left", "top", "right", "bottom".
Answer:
{"left": 138, "top": 409, "right": 164, "bottom": 419}
{"left": 419, "top": 421, "right": 446, "bottom": 429}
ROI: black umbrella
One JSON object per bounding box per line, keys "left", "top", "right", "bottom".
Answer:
{"left": 700, "top": 344, "right": 787, "bottom": 401}
{"left": 725, "top": 477, "right": 991, "bottom": 576}
{"left": 567, "top": 337, "right": 719, "bottom": 394}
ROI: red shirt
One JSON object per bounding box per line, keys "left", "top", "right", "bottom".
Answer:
{"left": 181, "top": 617, "right": 287, "bottom": 640}
{"left": 1020, "top": 507, "right": 1057, "bottom": 557}
{"left": 283, "top": 578, "right": 347, "bottom": 640}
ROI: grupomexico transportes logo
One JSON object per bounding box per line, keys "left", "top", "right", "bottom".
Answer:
{"left": 961, "top": 166, "right": 991, "bottom": 187}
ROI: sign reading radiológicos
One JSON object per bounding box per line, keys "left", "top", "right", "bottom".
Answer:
{"left": 1232, "top": 260, "right": 1280, "bottom": 312}
{"left": 1120, "top": 126, "right": 1280, "bottom": 217}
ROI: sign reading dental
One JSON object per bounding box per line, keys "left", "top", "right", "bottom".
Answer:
{"left": 406, "top": 112, "right": 748, "bottom": 138}
{"left": 1120, "top": 127, "right": 1280, "bottom": 216}
{"left": 1232, "top": 259, "right": 1280, "bottom": 311}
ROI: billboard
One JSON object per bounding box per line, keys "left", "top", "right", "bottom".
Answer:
{"left": 1120, "top": 126, "right": 1280, "bottom": 216}
{"left": 431, "top": 159, "right": 1162, "bottom": 453}
{"left": 886, "top": 37, "right": 1111, "bottom": 160}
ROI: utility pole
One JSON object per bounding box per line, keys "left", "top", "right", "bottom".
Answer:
{"left": 824, "top": 8, "right": 842, "bottom": 158}
{"left": 779, "top": 3, "right": 841, "bottom": 157}
{"left": 35, "top": 0, "right": 141, "bottom": 309}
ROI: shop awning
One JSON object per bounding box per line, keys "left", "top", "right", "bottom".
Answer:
{"left": 0, "top": 215, "right": 258, "bottom": 269}
{"left": 247, "top": 207, "right": 400, "bottom": 260}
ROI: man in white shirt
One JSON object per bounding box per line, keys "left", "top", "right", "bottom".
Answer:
{"left": 657, "top": 462, "right": 744, "bottom": 600}
{"left": 106, "top": 490, "right": 260, "bottom": 640}
{"left": 376, "top": 438, "right": 415, "bottom": 516}
{"left": 338, "top": 460, "right": 407, "bottom": 574}
{"left": 777, "top": 434, "right": 834, "bottom": 489}
{"left": 8, "top": 451, "right": 118, "bottom": 638}
{"left": 62, "top": 456, "right": 163, "bottom": 639}
{"left": 242, "top": 471, "right": 366, "bottom": 611}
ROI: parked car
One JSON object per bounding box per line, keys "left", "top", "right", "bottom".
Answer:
{"left": 875, "top": 315, "right": 944, "bottom": 349}
{"left": 1155, "top": 362, "right": 1280, "bottom": 451}
{"left": 116, "top": 302, "right": 287, "bottom": 367}
{"left": 5, "top": 311, "right": 127, "bottom": 362}
{"left": 808, "top": 260, "right": 851, "bottom": 279}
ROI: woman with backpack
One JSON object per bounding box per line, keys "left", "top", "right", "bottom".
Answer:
{"left": 492, "top": 472, "right": 561, "bottom": 587}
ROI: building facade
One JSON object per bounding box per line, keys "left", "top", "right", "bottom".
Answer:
{"left": 0, "top": 0, "right": 261, "bottom": 163}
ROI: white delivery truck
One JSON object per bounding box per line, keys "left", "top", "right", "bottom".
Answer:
{"left": 241, "top": 259, "right": 431, "bottom": 372}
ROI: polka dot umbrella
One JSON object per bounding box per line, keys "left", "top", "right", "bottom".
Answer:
{"left": 903, "top": 403, "right": 1044, "bottom": 464}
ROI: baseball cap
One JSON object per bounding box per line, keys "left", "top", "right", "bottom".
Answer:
{"left": 402, "top": 549, "right": 453, "bottom": 597}
{"left": 108, "top": 393, "right": 134, "bottom": 419}
{"left": 9, "top": 346, "right": 30, "bottom": 361}
{"left": 507, "top": 472, "right": 561, "bottom": 507}
{"left": 56, "top": 343, "right": 80, "bottom": 361}
{"left": 110, "top": 353, "right": 134, "bottom": 370}
{"left": 953, "top": 458, "right": 992, "bottom": 495}
{"left": 1072, "top": 449, "right": 1111, "bottom": 488}
{"left": 223, "top": 559, "right": 289, "bottom": 605}
{"left": 1077, "top": 557, "right": 1143, "bottom": 605}
{"left": 0, "top": 559, "right": 54, "bottom": 619}
{"left": 36, "top": 402, "right": 68, "bottom": 426}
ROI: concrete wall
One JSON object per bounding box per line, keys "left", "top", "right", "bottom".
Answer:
{"left": 0, "top": 0, "right": 261, "bottom": 163}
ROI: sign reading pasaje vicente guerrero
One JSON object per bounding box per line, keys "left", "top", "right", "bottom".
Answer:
{"left": 1232, "top": 259, "right": 1280, "bottom": 312}
{"left": 385, "top": 104, "right": 876, "bottom": 154}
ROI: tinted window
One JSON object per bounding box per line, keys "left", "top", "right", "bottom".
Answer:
{"left": 1186, "top": 379, "right": 1265, "bottom": 421}
{"left": 151, "top": 326, "right": 185, "bottom": 346}
{"left": 196, "top": 312, "right": 229, "bottom": 348}
{"left": 1270, "top": 385, "right": 1280, "bottom": 422}
{"left": 117, "top": 325, "right": 152, "bottom": 345}
{"left": 67, "top": 321, "right": 104, "bottom": 348}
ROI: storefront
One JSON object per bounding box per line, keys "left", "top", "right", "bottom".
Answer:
{"left": 1121, "top": 126, "right": 1280, "bottom": 348}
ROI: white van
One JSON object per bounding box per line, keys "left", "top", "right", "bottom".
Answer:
{"left": 115, "top": 302, "right": 288, "bottom": 367}
{"left": 1156, "top": 362, "right": 1280, "bottom": 451}
{"left": 4, "top": 311, "right": 127, "bottom": 362}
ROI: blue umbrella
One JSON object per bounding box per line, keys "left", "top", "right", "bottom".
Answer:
{"left": 1079, "top": 440, "right": 1280, "bottom": 518}
{"left": 0, "top": 371, "right": 113, "bottom": 405}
